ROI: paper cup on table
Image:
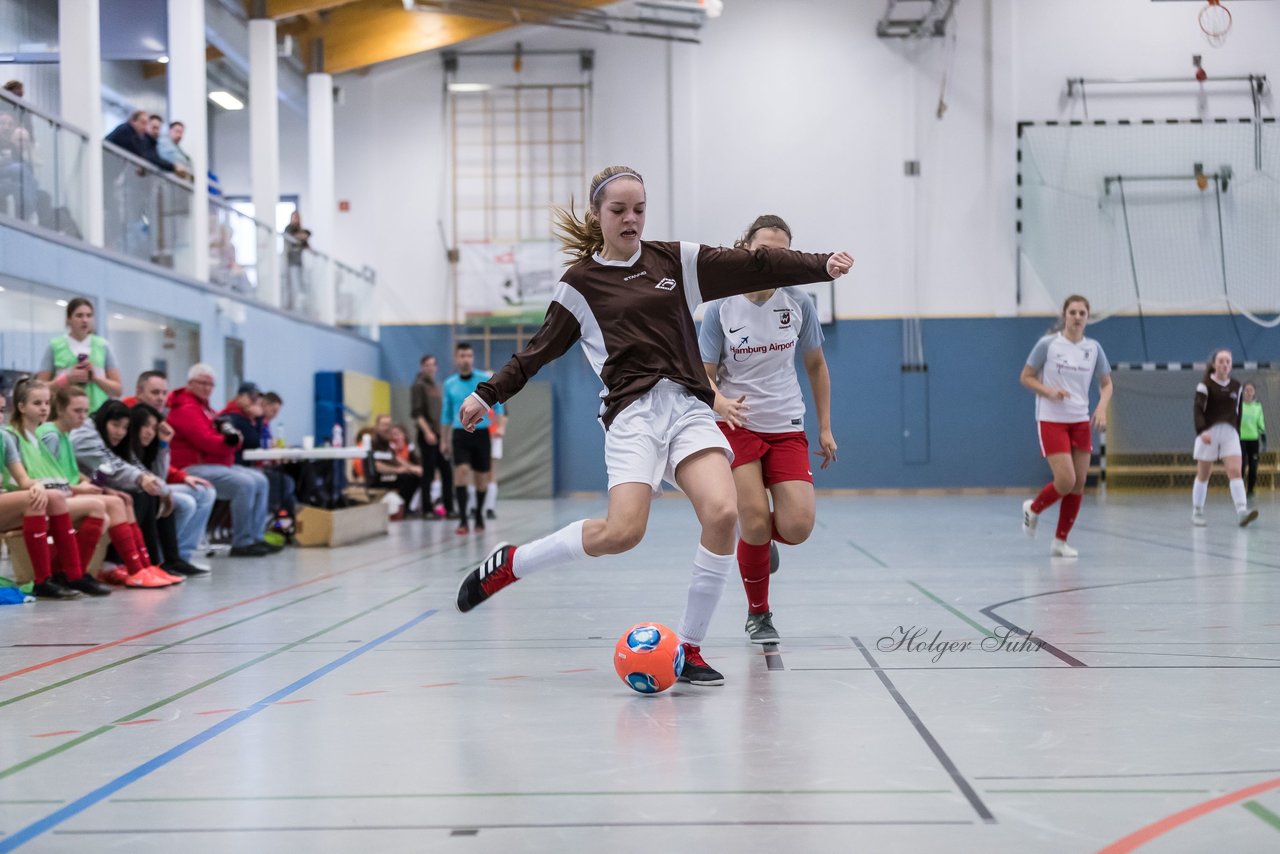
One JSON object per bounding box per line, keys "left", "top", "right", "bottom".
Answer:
{"left": 302, "top": 435, "right": 315, "bottom": 450}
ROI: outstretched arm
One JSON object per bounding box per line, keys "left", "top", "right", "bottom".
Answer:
{"left": 461, "top": 292, "right": 583, "bottom": 431}
{"left": 683, "top": 243, "right": 853, "bottom": 306}
{"left": 803, "top": 348, "right": 837, "bottom": 469}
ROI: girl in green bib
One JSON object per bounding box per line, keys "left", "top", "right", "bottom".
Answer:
{"left": 36, "top": 298, "right": 123, "bottom": 414}
{"left": 2, "top": 378, "right": 111, "bottom": 598}
{"left": 1241, "top": 382, "right": 1267, "bottom": 500}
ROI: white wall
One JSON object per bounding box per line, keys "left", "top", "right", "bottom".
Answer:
{"left": 312, "top": 0, "right": 1280, "bottom": 323}
{"left": 210, "top": 100, "right": 310, "bottom": 229}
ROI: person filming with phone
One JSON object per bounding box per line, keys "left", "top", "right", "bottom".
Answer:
{"left": 37, "top": 297, "right": 124, "bottom": 414}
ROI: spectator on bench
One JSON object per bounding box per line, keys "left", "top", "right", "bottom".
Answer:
{"left": 370, "top": 414, "right": 423, "bottom": 521}
{"left": 128, "top": 403, "right": 214, "bottom": 575}
{"left": 125, "top": 370, "right": 215, "bottom": 571}
{"left": 220, "top": 383, "right": 297, "bottom": 520}
{"left": 72, "top": 400, "right": 185, "bottom": 586}
{"left": 166, "top": 364, "right": 275, "bottom": 557}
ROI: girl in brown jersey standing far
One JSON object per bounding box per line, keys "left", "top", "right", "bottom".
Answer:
{"left": 1192, "top": 348, "right": 1258, "bottom": 528}
{"left": 453, "top": 165, "right": 853, "bottom": 687}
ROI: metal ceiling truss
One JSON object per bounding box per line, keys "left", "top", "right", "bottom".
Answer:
{"left": 876, "top": 0, "right": 958, "bottom": 39}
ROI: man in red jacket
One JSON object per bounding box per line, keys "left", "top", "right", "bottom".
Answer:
{"left": 166, "top": 363, "right": 273, "bottom": 557}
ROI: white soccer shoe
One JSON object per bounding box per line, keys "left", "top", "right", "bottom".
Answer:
{"left": 1238, "top": 508, "right": 1259, "bottom": 528}
{"left": 1050, "top": 538, "right": 1078, "bottom": 558}
{"left": 1192, "top": 509, "right": 1207, "bottom": 527}
{"left": 1022, "top": 500, "right": 1039, "bottom": 538}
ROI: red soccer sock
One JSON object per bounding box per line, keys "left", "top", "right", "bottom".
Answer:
{"left": 1056, "top": 493, "right": 1082, "bottom": 541}
{"left": 22, "top": 515, "right": 53, "bottom": 585}
{"left": 76, "top": 515, "right": 105, "bottom": 575}
{"left": 130, "top": 524, "right": 154, "bottom": 567}
{"left": 48, "top": 513, "right": 85, "bottom": 581}
{"left": 109, "top": 523, "right": 146, "bottom": 574}
{"left": 1030, "top": 483, "right": 1062, "bottom": 514}
{"left": 737, "top": 539, "right": 772, "bottom": 615}
{"left": 770, "top": 515, "right": 796, "bottom": 546}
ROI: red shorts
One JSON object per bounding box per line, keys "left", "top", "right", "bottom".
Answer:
{"left": 718, "top": 425, "right": 813, "bottom": 486}
{"left": 1038, "top": 420, "right": 1092, "bottom": 457}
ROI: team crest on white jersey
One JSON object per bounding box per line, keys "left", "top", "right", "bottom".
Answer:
{"left": 654, "top": 278, "right": 676, "bottom": 291}
{"left": 774, "top": 308, "right": 792, "bottom": 327}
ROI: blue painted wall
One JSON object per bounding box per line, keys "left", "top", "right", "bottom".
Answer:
{"left": 380, "top": 314, "right": 1280, "bottom": 493}
{"left": 0, "top": 222, "right": 381, "bottom": 443}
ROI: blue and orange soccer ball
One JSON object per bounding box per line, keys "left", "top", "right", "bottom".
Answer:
{"left": 614, "top": 623, "right": 684, "bottom": 694}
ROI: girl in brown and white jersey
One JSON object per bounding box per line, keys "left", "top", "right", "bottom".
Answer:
{"left": 454, "top": 165, "right": 853, "bottom": 687}
{"left": 1191, "top": 349, "right": 1257, "bottom": 527}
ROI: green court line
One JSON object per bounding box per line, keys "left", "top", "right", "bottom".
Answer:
{"left": 0, "top": 584, "right": 431, "bottom": 782}
{"left": 0, "top": 588, "right": 339, "bottom": 711}
{"left": 1243, "top": 800, "right": 1280, "bottom": 831}
{"left": 984, "top": 789, "right": 1213, "bottom": 795}
{"left": 845, "top": 539, "right": 889, "bottom": 568}
{"left": 110, "top": 789, "right": 954, "bottom": 802}
{"left": 907, "top": 581, "right": 996, "bottom": 639}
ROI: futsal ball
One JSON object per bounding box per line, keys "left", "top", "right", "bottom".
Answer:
{"left": 614, "top": 623, "right": 684, "bottom": 694}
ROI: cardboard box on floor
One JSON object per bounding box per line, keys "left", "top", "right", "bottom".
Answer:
{"left": 294, "top": 491, "right": 389, "bottom": 548}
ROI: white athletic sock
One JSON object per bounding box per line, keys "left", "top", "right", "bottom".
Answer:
{"left": 1192, "top": 479, "right": 1209, "bottom": 510}
{"left": 485, "top": 482, "right": 498, "bottom": 513}
{"left": 1229, "top": 478, "right": 1248, "bottom": 511}
{"left": 430, "top": 479, "right": 442, "bottom": 504}
{"left": 677, "top": 545, "right": 735, "bottom": 648}
{"left": 511, "top": 520, "right": 588, "bottom": 578}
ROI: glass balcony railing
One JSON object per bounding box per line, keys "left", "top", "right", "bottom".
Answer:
{"left": 335, "top": 259, "right": 378, "bottom": 340}
{"left": 209, "top": 196, "right": 274, "bottom": 296}
{"left": 0, "top": 87, "right": 88, "bottom": 239}
{"left": 102, "top": 140, "right": 195, "bottom": 276}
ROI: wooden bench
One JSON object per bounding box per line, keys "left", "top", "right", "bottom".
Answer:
{"left": 1, "top": 528, "right": 110, "bottom": 585}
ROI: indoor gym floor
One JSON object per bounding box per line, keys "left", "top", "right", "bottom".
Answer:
{"left": 0, "top": 492, "right": 1276, "bottom": 853}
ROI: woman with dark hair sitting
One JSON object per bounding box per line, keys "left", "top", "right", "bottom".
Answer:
{"left": 128, "top": 403, "right": 212, "bottom": 575}
{"left": 70, "top": 401, "right": 183, "bottom": 585}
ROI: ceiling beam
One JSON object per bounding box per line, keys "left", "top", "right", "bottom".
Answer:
{"left": 296, "top": 0, "right": 614, "bottom": 75}
{"left": 264, "top": 0, "right": 360, "bottom": 20}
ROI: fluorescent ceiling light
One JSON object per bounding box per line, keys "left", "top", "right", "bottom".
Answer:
{"left": 55, "top": 299, "right": 68, "bottom": 306}
{"left": 112, "top": 313, "right": 125, "bottom": 320}
{"left": 157, "top": 55, "right": 169, "bottom": 64}
{"left": 448, "top": 83, "right": 492, "bottom": 93}
{"left": 208, "top": 90, "right": 245, "bottom": 110}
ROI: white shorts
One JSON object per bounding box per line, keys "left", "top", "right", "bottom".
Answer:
{"left": 1193, "top": 422, "right": 1242, "bottom": 461}
{"left": 490, "top": 436, "right": 504, "bottom": 460}
{"left": 604, "top": 380, "right": 733, "bottom": 496}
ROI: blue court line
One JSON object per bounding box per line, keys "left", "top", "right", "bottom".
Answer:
{"left": 0, "top": 607, "right": 439, "bottom": 852}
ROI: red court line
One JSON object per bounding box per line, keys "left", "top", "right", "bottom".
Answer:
{"left": 1097, "top": 777, "right": 1280, "bottom": 853}
{"left": 32, "top": 731, "right": 80, "bottom": 739}
{"left": 114, "top": 719, "right": 161, "bottom": 726}
{"left": 0, "top": 573, "right": 339, "bottom": 684}
{"left": 347, "top": 690, "right": 388, "bottom": 696}
{"left": 490, "top": 675, "right": 527, "bottom": 681}
{"left": 420, "top": 682, "right": 458, "bottom": 689}
{"left": 195, "top": 709, "right": 240, "bottom": 716}
{"left": 273, "top": 699, "right": 314, "bottom": 705}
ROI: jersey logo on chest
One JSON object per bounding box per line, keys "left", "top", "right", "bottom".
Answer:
{"left": 654, "top": 278, "right": 676, "bottom": 291}
{"left": 774, "top": 308, "right": 792, "bottom": 327}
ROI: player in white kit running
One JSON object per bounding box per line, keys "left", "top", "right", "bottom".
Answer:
{"left": 699, "top": 215, "right": 838, "bottom": 643}
{"left": 1019, "top": 295, "right": 1113, "bottom": 558}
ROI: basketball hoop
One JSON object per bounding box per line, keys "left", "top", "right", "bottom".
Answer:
{"left": 1200, "top": 0, "right": 1232, "bottom": 47}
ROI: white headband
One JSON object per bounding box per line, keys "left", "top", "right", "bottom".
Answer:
{"left": 591, "top": 172, "right": 643, "bottom": 202}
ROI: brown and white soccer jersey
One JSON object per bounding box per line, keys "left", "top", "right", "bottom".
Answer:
{"left": 474, "top": 241, "right": 832, "bottom": 427}
{"left": 472, "top": 241, "right": 832, "bottom": 493}
{"left": 1193, "top": 376, "right": 1243, "bottom": 461}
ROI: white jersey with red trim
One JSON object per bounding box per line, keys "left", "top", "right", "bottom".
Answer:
{"left": 699, "top": 287, "right": 824, "bottom": 434}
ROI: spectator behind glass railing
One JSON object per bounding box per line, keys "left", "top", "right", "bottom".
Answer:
{"left": 166, "top": 364, "right": 275, "bottom": 557}
{"left": 156, "top": 120, "right": 192, "bottom": 172}
{"left": 36, "top": 298, "right": 124, "bottom": 414}
{"left": 127, "top": 403, "right": 213, "bottom": 576}
{"left": 283, "top": 212, "right": 310, "bottom": 312}
{"left": 104, "top": 110, "right": 188, "bottom": 178}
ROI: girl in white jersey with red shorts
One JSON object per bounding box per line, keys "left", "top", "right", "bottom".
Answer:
{"left": 699, "top": 215, "right": 838, "bottom": 644}
{"left": 453, "top": 166, "right": 853, "bottom": 687}
{"left": 1020, "top": 295, "right": 1113, "bottom": 557}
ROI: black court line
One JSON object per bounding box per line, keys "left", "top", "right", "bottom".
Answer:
{"left": 976, "top": 768, "right": 1280, "bottom": 781}
{"left": 763, "top": 643, "right": 785, "bottom": 670}
{"left": 977, "top": 565, "right": 1280, "bottom": 671}
{"left": 850, "top": 637, "right": 996, "bottom": 825}
{"left": 1073, "top": 522, "right": 1280, "bottom": 570}
{"left": 55, "top": 820, "right": 973, "bottom": 834}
